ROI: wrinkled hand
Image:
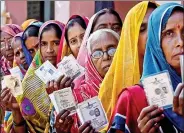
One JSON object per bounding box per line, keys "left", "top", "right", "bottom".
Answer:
{"left": 54, "top": 110, "right": 74, "bottom": 133}
{"left": 1, "top": 88, "right": 19, "bottom": 111}
{"left": 137, "top": 105, "right": 164, "bottom": 133}
{"left": 46, "top": 75, "right": 74, "bottom": 94}
{"left": 78, "top": 121, "right": 97, "bottom": 133}
{"left": 173, "top": 83, "right": 184, "bottom": 117}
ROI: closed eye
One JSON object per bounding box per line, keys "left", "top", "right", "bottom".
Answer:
{"left": 97, "top": 24, "right": 107, "bottom": 30}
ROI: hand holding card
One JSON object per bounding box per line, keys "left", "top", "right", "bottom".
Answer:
{"left": 77, "top": 96, "right": 108, "bottom": 131}
{"left": 57, "top": 54, "right": 85, "bottom": 80}
{"left": 49, "top": 87, "right": 76, "bottom": 114}
{"left": 141, "top": 71, "right": 174, "bottom": 109}
{"left": 35, "top": 60, "right": 64, "bottom": 84}
{"left": 3, "top": 74, "right": 23, "bottom": 97}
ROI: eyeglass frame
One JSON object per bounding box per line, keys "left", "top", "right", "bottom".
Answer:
{"left": 91, "top": 47, "right": 117, "bottom": 59}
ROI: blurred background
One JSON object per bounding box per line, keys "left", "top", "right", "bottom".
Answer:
{"left": 1, "top": 1, "right": 183, "bottom": 26}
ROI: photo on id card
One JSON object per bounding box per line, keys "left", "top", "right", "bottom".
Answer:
{"left": 77, "top": 96, "right": 108, "bottom": 131}
{"left": 141, "top": 71, "right": 174, "bottom": 109}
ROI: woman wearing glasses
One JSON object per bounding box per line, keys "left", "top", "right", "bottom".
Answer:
{"left": 46, "top": 29, "right": 119, "bottom": 133}
{"left": 75, "top": 29, "right": 120, "bottom": 132}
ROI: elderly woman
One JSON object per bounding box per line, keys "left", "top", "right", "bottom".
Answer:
{"left": 0, "top": 24, "right": 22, "bottom": 76}
{"left": 11, "top": 32, "right": 29, "bottom": 75}
{"left": 108, "top": 3, "right": 184, "bottom": 133}
{"left": 47, "top": 29, "right": 120, "bottom": 133}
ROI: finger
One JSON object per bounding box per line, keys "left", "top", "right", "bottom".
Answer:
{"left": 89, "top": 128, "right": 95, "bottom": 133}
{"left": 140, "top": 107, "right": 164, "bottom": 128}
{"left": 56, "top": 109, "right": 67, "bottom": 122}
{"left": 53, "top": 81, "right": 58, "bottom": 91}
{"left": 137, "top": 105, "right": 158, "bottom": 122}
{"left": 173, "top": 83, "right": 184, "bottom": 111}
{"left": 49, "top": 80, "right": 54, "bottom": 88}
{"left": 142, "top": 115, "right": 164, "bottom": 133}
{"left": 83, "top": 125, "right": 93, "bottom": 133}
{"left": 174, "top": 83, "right": 184, "bottom": 96}
{"left": 79, "top": 121, "right": 91, "bottom": 133}
{"left": 62, "top": 116, "right": 71, "bottom": 129}
{"left": 60, "top": 77, "right": 70, "bottom": 89}
{"left": 56, "top": 74, "right": 65, "bottom": 85}
{"left": 65, "top": 117, "right": 74, "bottom": 130}
{"left": 60, "top": 110, "right": 70, "bottom": 120}
{"left": 1, "top": 88, "right": 10, "bottom": 98}
{"left": 65, "top": 78, "right": 73, "bottom": 87}
{"left": 2, "top": 92, "right": 11, "bottom": 103}
{"left": 8, "top": 93, "right": 13, "bottom": 103}
{"left": 179, "top": 89, "right": 184, "bottom": 115}
{"left": 46, "top": 87, "right": 53, "bottom": 95}
{"left": 148, "top": 123, "right": 160, "bottom": 133}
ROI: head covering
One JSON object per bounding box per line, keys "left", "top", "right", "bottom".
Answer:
{"left": 21, "top": 19, "right": 38, "bottom": 30}
{"left": 74, "top": 9, "right": 122, "bottom": 90}
{"left": 11, "top": 32, "right": 27, "bottom": 75}
{"left": 98, "top": 1, "right": 157, "bottom": 121}
{"left": 77, "top": 8, "right": 122, "bottom": 67}
{"left": 22, "top": 21, "right": 43, "bottom": 67}
{"left": 1, "top": 24, "right": 22, "bottom": 37}
{"left": 57, "top": 15, "right": 89, "bottom": 63}
{"left": 141, "top": 3, "right": 183, "bottom": 131}
{"left": 0, "top": 24, "right": 22, "bottom": 76}
{"left": 74, "top": 29, "right": 120, "bottom": 104}
{"left": 14, "top": 20, "right": 65, "bottom": 133}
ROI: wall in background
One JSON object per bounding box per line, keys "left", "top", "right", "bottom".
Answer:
{"left": 5, "top": 1, "right": 27, "bottom": 25}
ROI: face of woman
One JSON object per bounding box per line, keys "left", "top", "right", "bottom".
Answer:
{"left": 0, "top": 32, "right": 14, "bottom": 61}
{"left": 138, "top": 7, "right": 155, "bottom": 74}
{"left": 161, "top": 11, "right": 184, "bottom": 75}
{"left": 67, "top": 22, "right": 85, "bottom": 58}
{"left": 12, "top": 38, "right": 29, "bottom": 70}
{"left": 25, "top": 36, "right": 39, "bottom": 58}
{"left": 91, "top": 33, "right": 118, "bottom": 78}
{"left": 40, "top": 28, "right": 60, "bottom": 66}
{"left": 92, "top": 13, "right": 122, "bottom": 35}
{"left": 138, "top": 7, "right": 155, "bottom": 59}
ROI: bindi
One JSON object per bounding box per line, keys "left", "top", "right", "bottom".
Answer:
{"left": 176, "top": 24, "right": 181, "bottom": 29}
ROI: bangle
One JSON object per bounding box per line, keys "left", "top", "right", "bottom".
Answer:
{"left": 13, "top": 119, "right": 26, "bottom": 127}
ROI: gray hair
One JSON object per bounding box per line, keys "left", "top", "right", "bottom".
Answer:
{"left": 87, "top": 29, "right": 120, "bottom": 54}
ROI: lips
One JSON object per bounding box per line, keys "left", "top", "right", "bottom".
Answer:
{"left": 175, "top": 51, "right": 184, "bottom": 57}
{"left": 7, "top": 53, "right": 14, "bottom": 57}
{"left": 45, "top": 56, "right": 56, "bottom": 61}
{"left": 21, "top": 60, "right": 27, "bottom": 65}
{"left": 102, "top": 64, "right": 111, "bottom": 71}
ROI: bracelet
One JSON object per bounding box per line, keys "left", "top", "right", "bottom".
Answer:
{"left": 13, "top": 119, "right": 26, "bottom": 127}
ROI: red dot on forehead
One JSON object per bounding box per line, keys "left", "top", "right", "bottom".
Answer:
{"left": 177, "top": 24, "right": 181, "bottom": 29}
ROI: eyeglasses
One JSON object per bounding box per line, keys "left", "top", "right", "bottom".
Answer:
{"left": 91, "top": 47, "right": 116, "bottom": 59}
